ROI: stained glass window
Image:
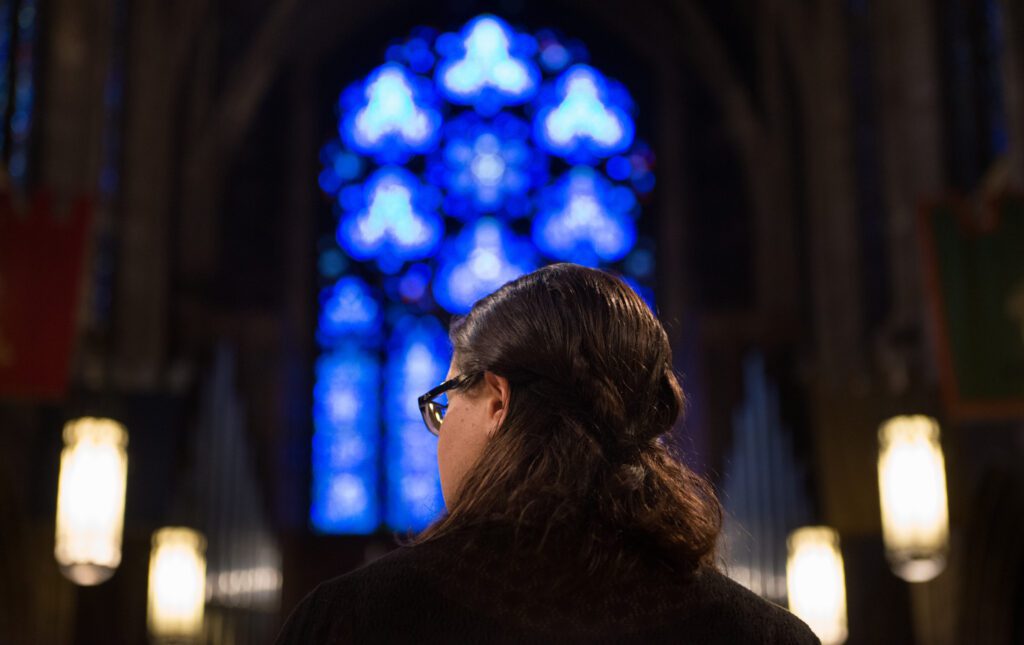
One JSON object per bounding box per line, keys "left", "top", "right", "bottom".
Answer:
{"left": 0, "top": 0, "right": 36, "bottom": 185}
{"left": 312, "top": 14, "right": 657, "bottom": 534}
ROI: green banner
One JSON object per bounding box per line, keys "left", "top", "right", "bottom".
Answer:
{"left": 922, "top": 195, "right": 1024, "bottom": 418}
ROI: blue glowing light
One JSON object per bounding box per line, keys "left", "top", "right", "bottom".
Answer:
{"left": 340, "top": 63, "right": 441, "bottom": 163}
{"left": 336, "top": 167, "right": 444, "bottom": 273}
{"left": 319, "top": 141, "right": 365, "bottom": 195}
{"left": 317, "top": 276, "right": 381, "bottom": 345}
{"left": 318, "top": 249, "right": 348, "bottom": 278}
{"left": 533, "top": 167, "right": 637, "bottom": 265}
{"left": 8, "top": 0, "right": 35, "bottom": 184}
{"left": 539, "top": 40, "right": 571, "bottom": 71}
{"left": 428, "top": 113, "right": 544, "bottom": 219}
{"left": 0, "top": 1, "right": 13, "bottom": 155}
{"left": 311, "top": 347, "right": 381, "bottom": 533}
{"left": 397, "top": 263, "right": 432, "bottom": 302}
{"left": 314, "top": 14, "right": 655, "bottom": 534}
{"left": 434, "top": 217, "right": 538, "bottom": 314}
{"left": 384, "top": 315, "right": 451, "bottom": 531}
{"left": 625, "top": 144, "right": 656, "bottom": 194}
{"left": 312, "top": 472, "right": 373, "bottom": 534}
{"left": 606, "top": 156, "right": 631, "bottom": 181}
{"left": 535, "top": 65, "right": 634, "bottom": 161}
{"left": 436, "top": 15, "right": 539, "bottom": 114}
{"left": 386, "top": 35, "right": 437, "bottom": 74}
{"left": 624, "top": 246, "right": 655, "bottom": 279}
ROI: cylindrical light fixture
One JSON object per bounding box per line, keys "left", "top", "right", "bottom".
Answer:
{"left": 54, "top": 417, "right": 129, "bottom": 585}
{"left": 147, "top": 527, "right": 207, "bottom": 641}
{"left": 877, "top": 414, "right": 949, "bottom": 582}
{"left": 787, "top": 526, "right": 848, "bottom": 645}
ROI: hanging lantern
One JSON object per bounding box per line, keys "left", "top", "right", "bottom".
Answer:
{"left": 786, "top": 526, "right": 848, "bottom": 645}
{"left": 147, "top": 527, "right": 207, "bottom": 641}
{"left": 877, "top": 415, "right": 949, "bottom": 582}
{"left": 54, "top": 417, "right": 129, "bottom": 585}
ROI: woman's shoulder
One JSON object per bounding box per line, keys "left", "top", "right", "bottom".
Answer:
{"left": 294, "top": 543, "right": 442, "bottom": 610}
{"left": 276, "top": 540, "right": 821, "bottom": 645}
{"left": 354, "top": 540, "right": 819, "bottom": 642}
{"left": 273, "top": 545, "right": 448, "bottom": 644}
{"left": 680, "top": 568, "right": 821, "bottom": 644}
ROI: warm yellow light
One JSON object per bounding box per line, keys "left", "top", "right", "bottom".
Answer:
{"left": 147, "top": 527, "right": 207, "bottom": 641}
{"left": 54, "top": 417, "right": 129, "bottom": 585}
{"left": 877, "top": 415, "right": 949, "bottom": 582}
{"left": 787, "top": 526, "right": 848, "bottom": 645}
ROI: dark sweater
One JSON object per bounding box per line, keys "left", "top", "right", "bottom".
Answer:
{"left": 275, "top": 532, "right": 820, "bottom": 644}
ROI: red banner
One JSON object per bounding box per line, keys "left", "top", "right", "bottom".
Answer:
{"left": 0, "top": 193, "right": 93, "bottom": 400}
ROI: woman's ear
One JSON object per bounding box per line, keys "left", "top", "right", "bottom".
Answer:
{"left": 482, "top": 370, "right": 510, "bottom": 435}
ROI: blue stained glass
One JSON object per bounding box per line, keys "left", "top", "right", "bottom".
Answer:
{"left": 405, "top": 37, "right": 436, "bottom": 74}
{"left": 313, "top": 350, "right": 379, "bottom": 450}
{"left": 318, "top": 168, "right": 343, "bottom": 195}
{"left": 314, "top": 14, "right": 655, "bottom": 534}
{"left": 533, "top": 167, "right": 637, "bottom": 265}
{"left": 434, "top": 217, "right": 538, "bottom": 314}
{"left": 384, "top": 315, "right": 451, "bottom": 530}
{"left": 340, "top": 63, "right": 441, "bottom": 163}
{"left": 397, "top": 263, "right": 432, "bottom": 302}
{"left": 318, "top": 248, "right": 348, "bottom": 278}
{"left": 633, "top": 172, "right": 656, "bottom": 194}
{"left": 539, "top": 39, "right": 571, "bottom": 71}
{"left": 606, "top": 155, "right": 632, "bottom": 181}
{"left": 311, "top": 347, "right": 381, "bottom": 533}
{"left": 336, "top": 167, "right": 444, "bottom": 273}
{"left": 535, "top": 65, "right": 634, "bottom": 161}
{"left": 9, "top": 0, "right": 35, "bottom": 185}
{"left": 0, "top": 0, "right": 13, "bottom": 154}
{"left": 983, "top": 0, "right": 1009, "bottom": 156}
{"left": 311, "top": 472, "right": 374, "bottom": 533}
{"left": 436, "top": 14, "right": 539, "bottom": 114}
{"left": 624, "top": 246, "right": 655, "bottom": 279}
{"left": 317, "top": 276, "right": 381, "bottom": 345}
{"left": 428, "top": 113, "right": 545, "bottom": 219}
{"left": 319, "top": 142, "right": 364, "bottom": 195}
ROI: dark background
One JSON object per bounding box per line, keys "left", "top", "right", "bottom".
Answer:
{"left": 2, "top": 0, "right": 1023, "bottom": 643}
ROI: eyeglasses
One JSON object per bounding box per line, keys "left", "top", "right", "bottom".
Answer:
{"left": 417, "top": 372, "right": 479, "bottom": 436}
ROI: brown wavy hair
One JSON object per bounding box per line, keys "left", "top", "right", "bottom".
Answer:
{"left": 414, "top": 263, "right": 721, "bottom": 578}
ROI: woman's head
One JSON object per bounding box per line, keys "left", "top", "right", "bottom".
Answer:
{"left": 434, "top": 367, "right": 510, "bottom": 506}
{"left": 421, "top": 263, "right": 721, "bottom": 573}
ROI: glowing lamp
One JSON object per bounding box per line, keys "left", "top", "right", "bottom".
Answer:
{"left": 877, "top": 415, "right": 949, "bottom": 582}
{"left": 786, "top": 526, "right": 848, "bottom": 645}
{"left": 54, "top": 417, "right": 129, "bottom": 586}
{"left": 147, "top": 527, "right": 207, "bottom": 640}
